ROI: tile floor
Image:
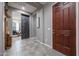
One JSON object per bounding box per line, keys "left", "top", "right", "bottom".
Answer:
{"left": 4, "top": 36, "right": 64, "bottom": 56}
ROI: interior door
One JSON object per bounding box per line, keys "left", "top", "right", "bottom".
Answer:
{"left": 53, "top": 2, "right": 76, "bottom": 56}
{"left": 21, "top": 14, "right": 29, "bottom": 39}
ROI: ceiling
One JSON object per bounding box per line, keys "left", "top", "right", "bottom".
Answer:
{"left": 8, "top": 2, "right": 37, "bottom": 13}
{"left": 39, "top": 2, "right": 48, "bottom": 5}
{"left": 8, "top": 2, "right": 47, "bottom": 13}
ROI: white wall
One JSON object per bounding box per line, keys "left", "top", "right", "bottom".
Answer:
{"left": 34, "top": 3, "right": 57, "bottom": 48}
{"left": 0, "top": 2, "right": 4, "bottom": 56}
{"left": 36, "top": 9, "right": 44, "bottom": 42}
{"left": 76, "top": 2, "right": 79, "bottom": 56}
{"left": 30, "top": 15, "right": 37, "bottom": 37}
{"left": 78, "top": 3, "right": 79, "bottom": 56}
{"left": 43, "top": 3, "right": 53, "bottom": 47}
{"left": 32, "top": 3, "right": 55, "bottom": 48}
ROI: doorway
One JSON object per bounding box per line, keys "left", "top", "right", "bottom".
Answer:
{"left": 52, "top": 2, "right": 76, "bottom": 56}
{"left": 21, "top": 14, "right": 30, "bottom": 39}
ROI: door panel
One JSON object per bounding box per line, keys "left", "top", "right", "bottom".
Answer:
{"left": 53, "top": 2, "right": 76, "bottom": 56}
{"left": 53, "top": 3, "right": 65, "bottom": 55}
{"left": 21, "top": 14, "right": 29, "bottom": 39}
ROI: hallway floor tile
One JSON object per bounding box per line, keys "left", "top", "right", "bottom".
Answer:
{"left": 4, "top": 37, "right": 64, "bottom": 56}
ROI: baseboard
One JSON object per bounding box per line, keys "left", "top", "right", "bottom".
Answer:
{"left": 36, "top": 40, "right": 52, "bottom": 49}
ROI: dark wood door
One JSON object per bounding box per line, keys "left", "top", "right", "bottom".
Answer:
{"left": 53, "top": 2, "right": 76, "bottom": 56}
{"left": 21, "top": 14, "right": 29, "bottom": 39}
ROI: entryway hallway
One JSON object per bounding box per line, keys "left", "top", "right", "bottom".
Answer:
{"left": 4, "top": 37, "right": 64, "bottom": 56}
{"left": 0, "top": 2, "right": 78, "bottom": 56}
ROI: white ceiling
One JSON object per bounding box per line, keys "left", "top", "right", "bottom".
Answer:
{"left": 39, "top": 2, "right": 47, "bottom": 5}
{"left": 8, "top": 2, "right": 37, "bottom": 13}
{"left": 8, "top": 2, "right": 48, "bottom": 13}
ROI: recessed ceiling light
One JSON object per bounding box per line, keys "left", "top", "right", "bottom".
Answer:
{"left": 22, "top": 7, "right": 25, "bottom": 10}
